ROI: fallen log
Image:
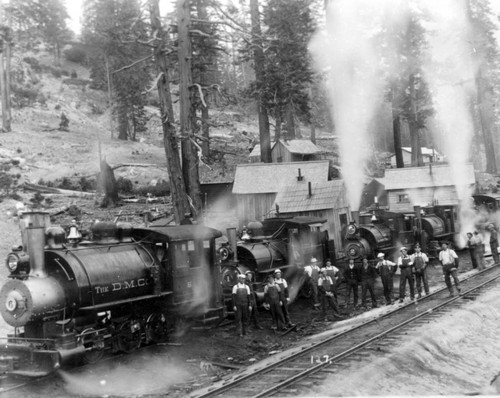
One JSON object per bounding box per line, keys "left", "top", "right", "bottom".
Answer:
{"left": 22, "top": 183, "right": 95, "bottom": 198}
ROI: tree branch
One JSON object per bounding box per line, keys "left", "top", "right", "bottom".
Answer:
{"left": 113, "top": 54, "right": 153, "bottom": 74}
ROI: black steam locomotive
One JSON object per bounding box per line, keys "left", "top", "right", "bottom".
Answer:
{"left": 344, "top": 205, "right": 457, "bottom": 261}
{"left": 218, "top": 216, "right": 335, "bottom": 305}
{"left": 0, "top": 212, "right": 225, "bottom": 376}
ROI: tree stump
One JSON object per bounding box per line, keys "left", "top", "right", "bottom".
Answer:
{"left": 98, "top": 160, "right": 119, "bottom": 208}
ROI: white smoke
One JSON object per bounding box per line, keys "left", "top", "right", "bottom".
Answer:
{"left": 310, "top": 0, "right": 409, "bottom": 211}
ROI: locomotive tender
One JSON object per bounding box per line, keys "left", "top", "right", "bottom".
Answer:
{"left": 0, "top": 212, "right": 224, "bottom": 376}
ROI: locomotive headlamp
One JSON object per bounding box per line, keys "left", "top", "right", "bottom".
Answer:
{"left": 6, "top": 253, "right": 19, "bottom": 272}
{"left": 218, "top": 246, "right": 233, "bottom": 261}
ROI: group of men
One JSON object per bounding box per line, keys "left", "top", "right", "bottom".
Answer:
{"left": 466, "top": 224, "right": 499, "bottom": 270}
{"left": 232, "top": 233, "right": 493, "bottom": 335}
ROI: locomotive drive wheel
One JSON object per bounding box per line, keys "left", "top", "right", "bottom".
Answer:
{"left": 80, "top": 328, "right": 105, "bottom": 364}
{"left": 145, "top": 312, "right": 168, "bottom": 344}
{"left": 116, "top": 320, "right": 142, "bottom": 353}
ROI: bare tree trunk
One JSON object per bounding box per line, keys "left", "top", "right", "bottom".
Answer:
{"left": 476, "top": 71, "right": 497, "bottom": 174}
{"left": 285, "top": 102, "right": 296, "bottom": 139}
{"left": 391, "top": 83, "right": 404, "bottom": 168}
{"left": 0, "top": 47, "right": 9, "bottom": 132}
{"left": 105, "top": 56, "right": 114, "bottom": 138}
{"left": 196, "top": 0, "right": 210, "bottom": 157}
{"left": 409, "top": 75, "right": 423, "bottom": 166}
{"left": 149, "top": 0, "right": 189, "bottom": 224}
{"left": 5, "top": 36, "right": 11, "bottom": 128}
{"left": 178, "top": 0, "right": 202, "bottom": 219}
{"left": 250, "top": 0, "right": 272, "bottom": 163}
{"left": 275, "top": 113, "right": 282, "bottom": 142}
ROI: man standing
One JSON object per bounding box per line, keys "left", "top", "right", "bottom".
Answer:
{"left": 411, "top": 244, "right": 430, "bottom": 298}
{"left": 274, "top": 269, "right": 295, "bottom": 328}
{"left": 263, "top": 274, "right": 286, "bottom": 330}
{"left": 344, "top": 259, "right": 361, "bottom": 308}
{"left": 232, "top": 273, "right": 252, "bottom": 337}
{"left": 324, "top": 258, "right": 340, "bottom": 301}
{"left": 376, "top": 253, "right": 396, "bottom": 305}
{"left": 466, "top": 232, "right": 478, "bottom": 269}
{"left": 438, "top": 242, "right": 460, "bottom": 297}
{"left": 397, "top": 247, "right": 415, "bottom": 303}
{"left": 474, "top": 231, "right": 485, "bottom": 270}
{"left": 318, "top": 268, "right": 342, "bottom": 320}
{"left": 303, "top": 257, "right": 321, "bottom": 311}
{"left": 488, "top": 224, "right": 499, "bottom": 264}
{"left": 245, "top": 271, "right": 263, "bottom": 330}
{"left": 360, "top": 257, "right": 378, "bottom": 308}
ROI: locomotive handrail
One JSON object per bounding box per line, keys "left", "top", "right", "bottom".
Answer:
{"left": 78, "top": 290, "right": 174, "bottom": 311}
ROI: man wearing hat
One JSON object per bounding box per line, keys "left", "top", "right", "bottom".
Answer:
{"left": 245, "top": 271, "right": 263, "bottom": 330}
{"left": 438, "top": 242, "right": 460, "bottom": 297}
{"left": 274, "top": 269, "right": 295, "bottom": 328}
{"left": 344, "top": 258, "right": 361, "bottom": 308}
{"left": 232, "top": 273, "right": 252, "bottom": 337}
{"left": 263, "top": 274, "right": 286, "bottom": 330}
{"left": 324, "top": 259, "right": 340, "bottom": 301}
{"left": 375, "top": 252, "right": 396, "bottom": 305}
{"left": 318, "top": 268, "right": 342, "bottom": 320}
{"left": 397, "top": 247, "right": 415, "bottom": 303}
{"left": 360, "top": 257, "right": 378, "bottom": 308}
{"left": 411, "top": 244, "right": 429, "bottom": 298}
{"left": 303, "top": 257, "right": 321, "bottom": 310}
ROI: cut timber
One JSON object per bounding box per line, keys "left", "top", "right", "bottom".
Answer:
{"left": 22, "top": 183, "right": 95, "bottom": 198}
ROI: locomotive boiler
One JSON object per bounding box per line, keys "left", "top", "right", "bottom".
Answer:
{"left": 0, "top": 212, "right": 224, "bottom": 376}
{"left": 344, "top": 205, "right": 457, "bottom": 261}
{"left": 219, "top": 216, "right": 335, "bottom": 305}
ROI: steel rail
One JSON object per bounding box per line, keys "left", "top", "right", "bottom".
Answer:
{"left": 190, "top": 265, "right": 500, "bottom": 398}
{"left": 252, "top": 272, "right": 500, "bottom": 397}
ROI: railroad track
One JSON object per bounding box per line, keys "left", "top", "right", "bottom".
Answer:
{"left": 189, "top": 265, "right": 500, "bottom": 398}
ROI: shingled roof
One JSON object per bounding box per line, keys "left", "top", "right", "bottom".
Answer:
{"left": 277, "top": 139, "right": 322, "bottom": 154}
{"left": 272, "top": 179, "right": 347, "bottom": 213}
{"left": 233, "top": 160, "right": 330, "bottom": 194}
{"left": 383, "top": 164, "right": 475, "bottom": 190}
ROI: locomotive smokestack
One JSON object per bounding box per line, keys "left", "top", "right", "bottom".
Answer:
{"left": 226, "top": 227, "right": 238, "bottom": 262}
{"left": 351, "top": 210, "right": 360, "bottom": 224}
{"left": 20, "top": 212, "right": 50, "bottom": 278}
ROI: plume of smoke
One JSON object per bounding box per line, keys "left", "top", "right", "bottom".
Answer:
{"left": 419, "top": 0, "right": 478, "bottom": 236}
{"left": 310, "top": 0, "right": 409, "bottom": 211}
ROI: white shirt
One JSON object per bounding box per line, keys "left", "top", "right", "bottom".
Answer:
{"left": 397, "top": 255, "right": 413, "bottom": 266}
{"left": 411, "top": 252, "right": 429, "bottom": 263}
{"left": 232, "top": 282, "right": 250, "bottom": 295}
{"left": 439, "top": 248, "right": 458, "bottom": 265}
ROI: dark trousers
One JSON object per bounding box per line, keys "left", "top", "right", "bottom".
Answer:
{"left": 269, "top": 301, "right": 285, "bottom": 329}
{"left": 280, "top": 300, "right": 292, "bottom": 326}
{"left": 320, "top": 293, "right": 340, "bottom": 317}
{"left": 443, "top": 265, "right": 460, "bottom": 294}
{"left": 309, "top": 280, "right": 320, "bottom": 308}
{"left": 361, "top": 279, "right": 377, "bottom": 306}
{"left": 491, "top": 242, "right": 499, "bottom": 264}
{"left": 476, "top": 245, "right": 485, "bottom": 270}
{"left": 345, "top": 280, "right": 359, "bottom": 306}
{"left": 249, "top": 299, "right": 261, "bottom": 327}
{"left": 381, "top": 274, "right": 394, "bottom": 304}
{"left": 399, "top": 267, "right": 415, "bottom": 300}
{"left": 415, "top": 270, "right": 429, "bottom": 295}
{"left": 235, "top": 304, "right": 249, "bottom": 335}
{"left": 469, "top": 247, "right": 478, "bottom": 268}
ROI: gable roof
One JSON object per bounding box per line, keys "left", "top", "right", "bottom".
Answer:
{"left": 249, "top": 144, "right": 261, "bottom": 158}
{"left": 233, "top": 160, "right": 330, "bottom": 194}
{"left": 272, "top": 179, "right": 348, "bottom": 213}
{"left": 383, "top": 164, "right": 475, "bottom": 190}
{"left": 275, "top": 139, "right": 322, "bottom": 155}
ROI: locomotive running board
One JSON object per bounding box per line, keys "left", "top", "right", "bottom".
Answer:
{"left": 79, "top": 291, "right": 174, "bottom": 311}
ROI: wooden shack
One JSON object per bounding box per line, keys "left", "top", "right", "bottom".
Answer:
{"left": 232, "top": 160, "right": 330, "bottom": 227}
{"left": 271, "top": 139, "right": 323, "bottom": 163}
{"left": 270, "top": 179, "right": 351, "bottom": 257}
{"left": 384, "top": 164, "right": 476, "bottom": 212}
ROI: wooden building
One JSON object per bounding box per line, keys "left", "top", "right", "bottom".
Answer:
{"left": 384, "top": 164, "right": 476, "bottom": 212}
{"left": 270, "top": 179, "right": 351, "bottom": 257}
{"left": 232, "top": 160, "right": 331, "bottom": 227}
{"left": 388, "top": 147, "right": 445, "bottom": 167}
{"left": 271, "top": 139, "right": 323, "bottom": 163}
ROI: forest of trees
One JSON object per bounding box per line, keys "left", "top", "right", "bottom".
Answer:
{"left": 0, "top": 0, "right": 500, "bottom": 219}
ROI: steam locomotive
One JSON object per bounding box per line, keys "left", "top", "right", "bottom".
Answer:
{"left": 344, "top": 205, "right": 457, "bottom": 261}
{"left": 0, "top": 212, "right": 225, "bottom": 376}
{"left": 218, "top": 216, "right": 335, "bottom": 305}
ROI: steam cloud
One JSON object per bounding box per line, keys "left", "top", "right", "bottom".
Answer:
{"left": 311, "top": 0, "right": 481, "bottom": 225}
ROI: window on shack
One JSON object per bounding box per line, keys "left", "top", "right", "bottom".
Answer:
{"left": 398, "top": 194, "right": 409, "bottom": 203}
